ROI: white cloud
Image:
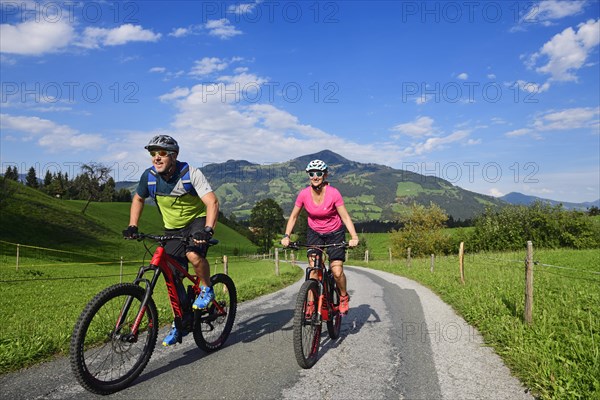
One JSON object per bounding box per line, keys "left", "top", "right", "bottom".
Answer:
{"left": 506, "top": 107, "right": 599, "bottom": 138}
{"left": 532, "top": 107, "right": 600, "bottom": 131}
{"left": 412, "top": 130, "right": 469, "bottom": 155}
{"left": 523, "top": 0, "right": 586, "bottom": 24}
{"left": 78, "top": 24, "right": 161, "bottom": 49}
{"left": 228, "top": 2, "right": 259, "bottom": 15}
{"left": 0, "top": 19, "right": 74, "bottom": 55}
{"left": 457, "top": 72, "right": 468, "bottom": 80}
{"left": 489, "top": 188, "right": 504, "bottom": 197}
{"left": 190, "top": 57, "right": 230, "bottom": 76}
{"left": 168, "top": 25, "right": 203, "bottom": 38}
{"left": 487, "top": 73, "right": 497, "bottom": 79}
{"left": 205, "top": 19, "right": 242, "bottom": 39}
{"left": 528, "top": 19, "right": 600, "bottom": 82}
{"left": 391, "top": 116, "right": 437, "bottom": 138}
{"left": 0, "top": 113, "right": 105, "bottom": 151}
{"left": 149, "top": 67, "right": 166, "bottom": 73}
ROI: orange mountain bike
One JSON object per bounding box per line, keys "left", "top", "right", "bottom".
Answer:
{"left": 69, "top": 233, "right": 237, "bottom": 394}
{"left": 288, "top": 242, "right": 347, "bottom": 368}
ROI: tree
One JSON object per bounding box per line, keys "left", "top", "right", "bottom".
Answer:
{"left": 250, "top": 198, "right": 285, "bottom": 253}
{"left": 0, "top": 176, "right": 17, "bottom": 211}
{"left": 390, "top": 202, "right": 450, "bottom": 257}
{"left": 79, "top": 163, "right": 112, "bottom": 214}
{"left": 25, "top": 167, "right": 39, "bottom": 188}
{"left": 4, "top": 166, "right": 19, "bottom": 181}
{"left": 43, "top": 170, "right": 53, "bottom": 188}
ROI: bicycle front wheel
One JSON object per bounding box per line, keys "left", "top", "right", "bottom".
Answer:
{"left": 293, "top": 279, "right": 322, "bottom": 369}
{"left": 193, "top": 273, "right": 237, "bottom": 352}
{"left": 70, "top": 283, "right": 158, "bottom": 395}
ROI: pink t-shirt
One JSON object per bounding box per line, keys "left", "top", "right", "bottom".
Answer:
{"left": 295, "top": 185, "right": 344, "bottom": 233}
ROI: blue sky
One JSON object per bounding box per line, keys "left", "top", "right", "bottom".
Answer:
{"left": 1, "top": 0, "right": 599, "bottom": 203}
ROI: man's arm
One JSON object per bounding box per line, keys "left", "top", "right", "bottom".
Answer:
{"left": 128, "top": 193, "right": 145, "bottom": 227}
{"left": 201, "top": 191, "right": 219, "bottom": 229}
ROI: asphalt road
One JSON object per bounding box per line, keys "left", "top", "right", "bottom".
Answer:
{"left": 0, "top": 266, "right": 533, "bottom": 400}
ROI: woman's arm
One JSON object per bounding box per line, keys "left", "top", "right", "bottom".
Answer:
{"left": 337, "top": 204, "right": 359, "bottom": 247}
{"left": 281, "top": 205, "right": 302, "bottom": 246}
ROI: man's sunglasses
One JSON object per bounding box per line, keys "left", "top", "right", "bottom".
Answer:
{"left": 308, "top": 171, "right": 324, "bottom": 177}
{"left": 149, "top": 150, "right": 173, "bottom": 157}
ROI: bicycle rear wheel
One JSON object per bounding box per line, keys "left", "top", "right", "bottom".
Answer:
{"left": 326, "top": 278, "right": 342, "bottom": 339}
{"left": 193, "top": 273, "right": 237, "bottom": 352}
{"left": 70, "top": 283, "right": 158, "bottom": 395}
{"left": 293, "top": 279, "right": 321, "bottom": 369}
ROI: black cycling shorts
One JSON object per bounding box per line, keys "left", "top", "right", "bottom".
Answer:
{"left": 164, "top": 217, "right": 209, "bottom": 269}
{"left": 306, "top": 227, "right": 346, "bottom": 262}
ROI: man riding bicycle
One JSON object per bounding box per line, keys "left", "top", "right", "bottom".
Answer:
{"left": 123, "top": 135, "right": 219, "bottom": 346}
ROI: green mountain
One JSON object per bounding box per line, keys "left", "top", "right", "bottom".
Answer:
{"left": 200, "top": 150, "right": 505, "bottom": 221}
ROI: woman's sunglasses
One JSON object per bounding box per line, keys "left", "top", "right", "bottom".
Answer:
{"left": 308, "top": 171, "right": 324, "bottom": 177}
{"left": 149, "top": 150, "right": 173, "bottom": 157}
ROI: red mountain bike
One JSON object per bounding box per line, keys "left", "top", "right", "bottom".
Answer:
{"left": 289, "top": 242, "right": 347, "bottom": 368}
{"left": 69, "top": 233, "right": 237, "bottom": 395}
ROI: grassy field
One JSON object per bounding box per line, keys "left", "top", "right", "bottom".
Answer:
{"left": 351, "top": 248, "right": 600, "bottom": 400}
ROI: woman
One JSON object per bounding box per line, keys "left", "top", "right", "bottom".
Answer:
{"left": 281, "top": 159, "right": 359, "bottom": 314}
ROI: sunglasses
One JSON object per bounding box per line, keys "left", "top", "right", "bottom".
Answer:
{"left": 149, "top": 150, "right": 173, "bottom": 157}
{"left": 308, "top": 171, "right": 324, "bottom": 177}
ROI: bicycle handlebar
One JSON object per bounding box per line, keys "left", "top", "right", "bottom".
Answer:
{"left": 286, "top": 241, "right": 348, "bottom": 251}
{"left": 127, "top": 232, "right": 219, "bottom": 246}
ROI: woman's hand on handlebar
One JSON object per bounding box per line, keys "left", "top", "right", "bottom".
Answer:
{"left": 348, "top": 238, "right": 359, "bottom": 247}
{"left": 281, "top": 236, "right": 291, "bottom": 247}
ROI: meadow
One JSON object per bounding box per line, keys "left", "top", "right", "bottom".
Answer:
{"left": 349, "top": 246, "right": 600, "bottom": 400}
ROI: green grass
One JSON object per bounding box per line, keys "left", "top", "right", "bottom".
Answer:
{"left": 351, "top": 248, "right": 600, "bottom": 400}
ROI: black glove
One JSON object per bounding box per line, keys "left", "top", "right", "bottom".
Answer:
{"left": 123, "top": 225, "right": 138, "bottom": 239}
{"left": 193, "top": 226, "right": 214, "bottom": 242}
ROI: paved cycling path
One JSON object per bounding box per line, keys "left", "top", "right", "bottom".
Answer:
{"left": 0, "top": 266, "right": 532, "bottom": 399}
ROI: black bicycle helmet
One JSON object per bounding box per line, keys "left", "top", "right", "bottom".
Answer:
{"left": 144, "top": 135, "right": 179, "bottom": 153}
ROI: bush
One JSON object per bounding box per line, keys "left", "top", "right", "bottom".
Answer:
{"left": 472, "top": 202, "right": 600, "bottom": 251}
{"left": 390, "top": 202, "right": 450, "bottom": 257}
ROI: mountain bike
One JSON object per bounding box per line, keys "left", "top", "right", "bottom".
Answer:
{"left": 69, "top": 233, "right": 237, "bottom": 395}
{"left": 288, "top": 242, "right": 347, "bottom": 369}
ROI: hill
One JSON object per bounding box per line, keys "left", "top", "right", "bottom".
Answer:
{"left": 500, "top": 192, "right": 600, "bottom": 210}
{"left": 199, "top": 149, "right": 505, "bottom": 221}
{"left": 0, "top": 180, "right": 257, "bottom": 261}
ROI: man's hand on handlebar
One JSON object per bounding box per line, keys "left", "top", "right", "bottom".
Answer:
{"left": 192, "top": 226, "right": 214, "bottom": 244}
{"left": 123, "top": 225, "right": 138, "bottom": 239}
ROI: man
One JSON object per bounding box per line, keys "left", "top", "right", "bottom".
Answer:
{"left": 123, "top": 135, "right": 219, "bottom": 346}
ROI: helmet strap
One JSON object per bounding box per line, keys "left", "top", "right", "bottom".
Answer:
{"left": 311, "top": 181, "right": 326, "bottom": 192}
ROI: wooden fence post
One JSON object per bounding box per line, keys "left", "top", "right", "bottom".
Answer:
{"left": 16, "top": 244, "right": 20, "bottom": 271}
{"left": 274, "top": 248, "right": 280, "bottom": 276}
{"left": 524, "top": 241, "right": 534, "bottom": 325}
{"left": 223, "top": 255, "right": 228, "bottom": 275}
{"left": 407, "top": 247, "right": 411, "bottom": 267}
{"left": 388, "top": 248, "right": 392, "bottom": 263}
{"left": 364, "top": 250, "right": 369, "bottom": 263}
{"left": 120, "top": 256, "right": 124, "bottom": 283}
{"left": 459, "top": 242, "right": 465, "bottom": 284}
{"left": 291, "top": 252, "right": 296, "bottom": 267}
{"left": 430, "top": 254, "right": 435, "bottom": 272}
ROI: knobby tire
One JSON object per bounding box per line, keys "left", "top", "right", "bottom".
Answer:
{"left": 69, "top": 283, "right": 158, "bottom": 395}
{"left": 326, "top": 278, "right": 342, "bottom": 340}
{"left": 293, "top": 279, "right": 321, "bottom": 369}
{"left": 193, "top": 273, "right": 237, "bottom": 352}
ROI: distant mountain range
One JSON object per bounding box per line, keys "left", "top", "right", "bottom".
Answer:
{"left": 115, "top": 151, "right": 598, "bottom": 221}
{"left": 197, "top": 150, "right": 506, "bottom": 221}
{"left": 499, "top": 192, "right": 599, "bottom": 210}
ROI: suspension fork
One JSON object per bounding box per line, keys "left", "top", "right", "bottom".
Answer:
{"left": 115, "top": 265, "right": 159, "bottom": 337}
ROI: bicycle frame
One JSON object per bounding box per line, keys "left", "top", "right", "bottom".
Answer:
{"left": 304, "top": 248, "right": 338, "bottom": 321}
{"left": 118, "top": 235, "right": 225, "bottom": 339}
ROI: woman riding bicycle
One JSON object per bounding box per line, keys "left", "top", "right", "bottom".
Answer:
{"left": 281, "top": 159, "right": 359, "bottom": 314}
{"left": 123, "top": 134, "right": 219, "bottom": 346}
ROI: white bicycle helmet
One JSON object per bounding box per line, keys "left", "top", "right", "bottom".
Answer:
{"left": 144, "top": 135, "right": 179, "bottom": 153}
{"left": 305, "top": 159, "right": 328, "bottom": 172}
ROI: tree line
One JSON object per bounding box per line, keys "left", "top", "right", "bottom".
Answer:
{"left": 3, "top": 164, "right": 132, "bottom": 204}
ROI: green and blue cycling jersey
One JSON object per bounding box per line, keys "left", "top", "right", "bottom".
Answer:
{"left": 136, "top": 161, "right": 213, "bottom": 229}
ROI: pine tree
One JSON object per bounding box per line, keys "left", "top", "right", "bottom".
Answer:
{"left": 25, "top": 167, "right": 39, "bottom": 188}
